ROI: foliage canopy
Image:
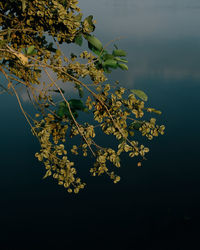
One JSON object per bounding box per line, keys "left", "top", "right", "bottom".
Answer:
{"left": 0, "top": 0, "right": 165, "bottom": 193}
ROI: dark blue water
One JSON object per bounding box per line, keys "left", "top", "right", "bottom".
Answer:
{"left": 1, "top": 1, "right": 200, "bottom": 249}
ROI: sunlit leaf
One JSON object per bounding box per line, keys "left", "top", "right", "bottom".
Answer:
{"left": 147, "top": 108, "right": 162, "bottom": 115}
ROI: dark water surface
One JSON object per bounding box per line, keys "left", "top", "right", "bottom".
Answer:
{"left": 1, "top": 1, "right": 200, "bottom": 249}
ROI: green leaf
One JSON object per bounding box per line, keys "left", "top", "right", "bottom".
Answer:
{"left": 102, "top": 59, "right": 118, "bottom": 69}
{"left": 118, "top": 63, "right": 128, "bottom": 71}
{"left": 74, "top": 84, "right": 84, "bottom": 98}
{"left": 57, "top": 101, "right": 78, "bottom": 119}
{"left": 83, "top": 107, "right": 89, "bottom": 113}
{"left": 69, "top": 99, "right": 85, "bottom": 110}
{"left": 78, "top": 87, "right": 84, "bottom": 98}
{"left": 57, "top": 106, "right": 66, "bottom": 118}
{"left": 115, "top": 57, "right": 128, "bottom": 63}
{"left": 57, "top": 99, "right": 87, "bottom": 119}
{"left": 85, "top": 35, "right": 103, "bottom": 51}
{"left": 59, "top": 101, "right": 66, "bottom": 108}
{"left": 74, "top": 34, "right": 83, "bottom": 46}
{"left": 131, "top": 89, "right": 148, "bottom": 102}
{"left": 102, "top": 53, "right": 115, "bottom": 61}
{"left": 129, "top": 121, "right": 143, "bottom": 130}
{"left": 88, "top": 42, "right": 101, "bottom": 55}
{"left": 57, "top": 101, "right": 67, "bottom": 118}
{"left": 27, "top": 45, "right": 35, "bottom": 55}
{"left": 70, "top": 110, "right": 78, "bottom": 119}
{"left": 21, "top": 48, "right": 27, "bottom": 54}
{"left": 103, "top": 67, "right": 112, "bottom": 73}
{"left": 112, "top": 49, "right": 127, "bottom": 57}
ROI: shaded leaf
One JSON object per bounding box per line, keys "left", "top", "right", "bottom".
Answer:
{"left": 57, "top": 101, "right": 67, "bottom": 118}
{"left": 88, "top": 42, "right": 101, "bottom": 56}
{"left": 102, "top": 53, "right": 115, "bottom": 61}
{"left": 129, "top": 121, "right": 143, "bottom": 130}
{"left": 74, "top": 34, "right": 83, "bottom": 46}
{"left": 102, "top": 59, "right": 118, "bottom": 69}
{"left": 112, "top": 49, "right": 127, "bottom": 57}
{"left": 78, "top": 87, "right": 84, "bottom": 98}
{"left": 85, "top": 35, "right": 103, "bottom": 51}
{"left": 74, "top": 84, "right": 84, "bottom": 98}
{"left": 103, "top": 67, "right": 112, "bottom": 73}
{"left": 83, "top": 107, "right": 89, "bottom": 113}
{"left": 69, "top": 99, "right": 85, "bottom": 110}
{"left": 115, "top": 57, "right": 128, "bottom": 63}
{"left": 21, "top": 48, "right": 26, "bottom": 54}
{"left": 118, "top": 63, "right": 128, "bottom": 71}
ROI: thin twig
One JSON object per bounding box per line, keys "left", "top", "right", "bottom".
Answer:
{"left": 43, "top": 68, "right": 96, "bottom": 157}
{"left": 3, "top": 43, "right": 132, "bottom": 146}
{"left": 0, "top": 65, "right": 37, "bottom": 136}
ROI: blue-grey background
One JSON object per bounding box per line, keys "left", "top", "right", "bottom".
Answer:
{"left": 1, "top": 0, "right": 200, "bottom": 249}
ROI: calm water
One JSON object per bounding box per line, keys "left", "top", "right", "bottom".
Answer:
{"left": 1, "top": 1, "right": 200, "bottom": 249}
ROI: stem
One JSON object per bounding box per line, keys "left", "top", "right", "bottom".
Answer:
{"left": 44, "top": 68, "right": 96, "bottom": 157}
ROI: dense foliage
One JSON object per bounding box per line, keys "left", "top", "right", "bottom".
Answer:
{"left": 0, "top": 0, "right": 165, "bottom": 193}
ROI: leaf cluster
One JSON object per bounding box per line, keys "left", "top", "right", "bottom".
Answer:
{"left": 0, "top": 0, "right": 165, "bottom": 194}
